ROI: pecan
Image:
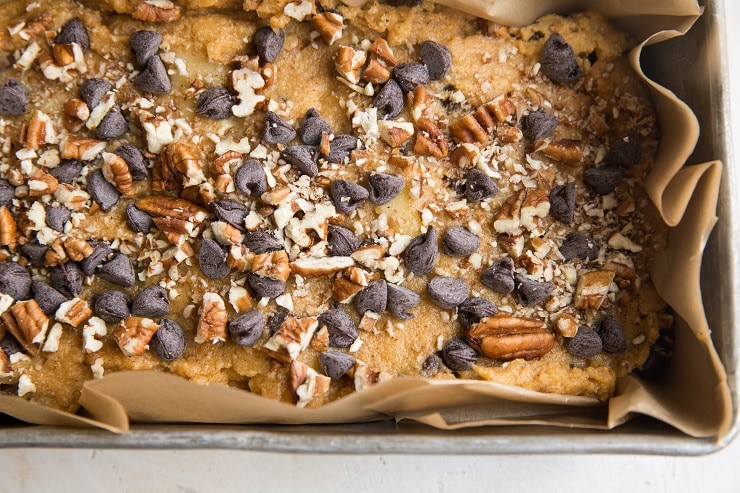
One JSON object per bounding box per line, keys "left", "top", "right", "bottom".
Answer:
{"left": 407, "top": 85, "right": 428, "bottom": 121}
{"left": 2, "top": 300, "right": 49, "bottom": 356}
{"left": 53, "top": 44, "right": 76, "bottom": 66}
{"left": 211, "top": 221, "right": 243, "bottom": 246}
{"left": 18, "top": 12, "right": 53, "bottom": 41}
{"left": 28, "top": 170, "right": 59, "bottom": 197}
{"left": 353, "top": 362, "right": 389, "bottom": 391}
{"left": 60, "top": 136, "right": 106, "bottom": 161}
{"left": 290, "top": 256, "right": 355, "bottom": 278}
{"left": 378, "top": 120, "right": 414, "bottom": 147}
{"left": 335, "top": 46, "right": 366, "bottom": 84}
{"left": 261, "top": 315, "right": 318, "bottom": 363}
{"left": 252, "top": 250, "right": 290, "bottom": 282}
{"left": 133, "top": 0, "right": 181, "bottom": 22}
{"left": 449, "top": 95, "right": 515, "bottom": 144}
{"left": 537, "top": 139, "right": 584, "bottom": 165}
{"left": 63, "top": 98, "right": 90, "bottom": 122}
{"left": 44, "top": 238, "right": 68, "bottom": 266}
{"left": 361, "top": 58, "right": 392, "bottom": 85}
{"left": 332, "top": 277, "right": 364, "bottom": 303}
{"left": 227, "top": 244, "right": 254, "bottom": 272}
{"left": 211, "top": 151, "right": 242, "bottom": 175}
{"left": 0, "top": 207, "right": 17, "bottom": 247}
{"left": 22, "top": 110, "right": 54, "bottom": 149}
{"left": 574, "top": 270, "right": 615, "bottom": 310}
{"left": 520, "top": 188, "right": 550, "bottom": 231}
{"left": 290, "top": 359, "right": 331, "bottom": 408}
{"left": 55, "top": 184, "right": 89, "bottom": 211}
{"left": 310, "top": 12, "right": 344, "bottom": 45}
{"left": 450, "top": 143, "right": 480, "bottom": 167}
{"left": 180, "top": 183, "right": 215, "bottom": 208}
{"left": 154, "top": 142, "right": 205, "bottom": 192}
{"left": 368, "top": 38, "right": 397, "bottom": 67}
{"left": 113, "top": 316, "right": 159, "bottom": 356}
{"left": 55, "top": 298, "right": 92, "bottom": 327}
{"left": 214, "top": 174, "right": 234, "bottom": 194}
{"left": 63, "top": 237, "right": 94, "bottom": 261}
{"left": 195, "top": 293, "right": 228, "bottom": 343}
{"left": 136, "top": 196, "right": 208, "bottom": 237}
{"left": 493, "top": 190, "right": 525, "bottom": 235}
{"left": 358, "top": 311, "right": 380, "bottom": 332}
{"left": 466, "top": 313, "right": 555, "bottom": 361}
{"left": 495, "top": 124, "right": 522, "bottom": 144}
{"left": 228, "top": 284, "right": 254, "bottom": 313}
{"left": 350, "top": 244, "right": 385, "bottom": 270}
{"left": 309, "top": 325, "right": 330, "bottom": 352}
{"left": 555, "top": 313, "right": 579, "bottom": 338}
{"left": 102, "top": 152, "right": 135, "bottom": 197}
{"left": 604, "top": 258, "right": 636, "bottom": 288}
{"left": 414, "top": 118, "right": 448, "bottom": 158}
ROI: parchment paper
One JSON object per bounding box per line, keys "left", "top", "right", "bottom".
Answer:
{"left": 0, "top": 0, "right": 731, "bottom": 440}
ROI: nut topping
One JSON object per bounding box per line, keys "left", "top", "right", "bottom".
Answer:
{"left": 261, "top": 315, "right": 318, "bottom": 363}
{"left": 311, "top": 12, "right": 344, "bottom": 45}
{"left": 290, "top": 256, "right": 355, "bottom": 278}
{"left": 2, "top": 300, "right": 49, "bottom": 356}
{"left": 60, "top": 136, "right": 106, "bottom": 161}
{"left": 414, "top": 118, "right": 448, "bottom": 158}
{"left": 252, "top": 250, "right": 291, "bottom": 282}
{"left": 195, "top": 292, "right": 228, "bottom": 344}
{"left": 466, "top": 314, "right": 555, "bottom": 361}
{"left": 113, "top": 316, "right": 159, "bottom": 356}
{"left": 133, "top": 0, "right": 182, "bottom": 22}
{"left": 574, "top": 270, "right": 615, "bottom": 310}
{"left": 290, "top": 359, "right": 331, "bottom": 408}
{"left": 102, "top": 152, "right": 135, "bottom": 197}
{"left": 154, "top": 143, "right": 205, "bottom": 192}
{"left": 0, "top": 207, "right": 17, "bottom": 247}
{"left": 55, "top": 298, "right": 92, "bottom": 328}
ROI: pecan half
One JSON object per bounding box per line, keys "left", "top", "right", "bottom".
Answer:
{"left": 2, "top": 300, "right": 49, "bottom": 356}
{"left": 537, "top": 139, "right": 584, "bottom": 165}
{"left": 136, "top": 195, "right": 208, "bottom": 237}
{"left": 449, "top": 95, "right": 515, "bottom": 144}
{"left": 102, "top": 152, "right": 135, "bottom": 197}
{"left": 113, "top": 316, "right": 159, "bottom": 356}
{"left": 466, "top": 313, "right": 555, "bottom": 361}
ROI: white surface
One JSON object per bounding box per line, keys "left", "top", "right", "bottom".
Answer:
{"left": 2, "top": 4, "right": 740, "bottom": 492}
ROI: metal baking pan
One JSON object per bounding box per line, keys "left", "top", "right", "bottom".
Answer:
{"left": 0, "top": 0, "right": 735, "bottom": 454}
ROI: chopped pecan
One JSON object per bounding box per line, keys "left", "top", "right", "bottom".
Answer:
{"left": 407, "top": 85, "right": 428, "bottom": 121}
{"left": 290, "top": 359, "right": 331, "bottom": 408}
{"left": 44, "top": 238, "right": 68, "bottom": 266}
{"left": 55, "top": 298, "right": 92, "bottom": 327}
{"left": 493, "top": 190, "right": 525, "bottom": 235}
{"left": 449, "top": 95, "right": 515, "bottom": 144}
{"left": 450, "top": 143, "right": 480, "bottom": 167}
{"left": 414, "top": 118, "right": 448, "bottom": 158}
{"left": 495, "top": 124, "right": 522, "bottom": 144}
{"left": 378, "top": 120, "right": 414, "bottom": 147}
{"left": 368, "top": 38, "right": 397, "bottom": 67}
{"left": 0, "top": 207, "right": 17, "bottom": 247}
{"left": 113, "top": 316, "right": 159, "bottom": 356}
{"left": 63, "top": 98, "right": 90, "bottom": 122}
{"left": 55, "top": 184, "right": 89, "bottom": 211}
{"left": 136, "top": 195, "right": 208, "bottom": 237}
{"left": 63, "top": 237, "right": 94, "bottom": 261}
{"left": 211, "top": 221, "right": 243, "bottom": 246}
{"left": 335, "top": 46, "right": 366, "bottom": 84}
{"left": 333, "top": 277, "right": 364, "bottom": 303}
{"left": 290, "top": 256, "right": 355, "bottom": 278}
{"left": 102, "top": 152, "right": 135, "bottom": 197}
{"left": 361, "top": 58, "right": 392, "bottom": 85}
{"left": 28, "top": 170, "right": 59, "bottom": 197}
{"left": 154, "top": 142, "right": 205, "bottom": 192}
{"left": 60, "top": 136, "right": 106, "bottom": 161}
{"left": 2, "top": 300, "right": 49, "bottom": 356}
{"left": 311, "top": 12, "right": 344, "bottom": 45}
{"left": 211, "top": 151, "right": 242, "bottom": 175}
{"left": 309, "top": 325, "right": 330, "bottom": 352}
{"left": 353, "top": 361, "right": 389, "bottom": 391}
{"left": 226, "top": 244, "right": 254, "bottom": 272}
{"left": 252, "top": 250, "right": 290, "bottom": 282}
{"left": 574, "top": 270, "right": 615, "bottom": 310}
{"left": 520, "top": 188, "right": 550, "bottom": 231}
{"left": 22, "top": 110, "right": 54, "bottom": 149}
{"left": 537, "top": 139, "right": 584, "bottom": 165}
{"left": 195, "top": 292, "right": 228, "bottom": 343}
{"left": 261, "top": 315, "right": 318, "bottom": 363}
{"left": 604, "top": 258, "right": 636, "bottom": 288}
{"left": 350, "top": 244, "right": 385, "bottom": 270}
{"left": 466, "top": 313, "right": 555, "bottom": 361}
{"left": 52, "top": 44, "right": 76, "bottom": 66}
{"left": 555, "top": 313, "right": 579, "bottom": 338}
{"left": 133, "top": 0, "right": 182, "bottom": 22}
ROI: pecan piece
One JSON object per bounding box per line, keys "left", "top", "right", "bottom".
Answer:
{"left": 113, "top": 316, "right": 159, "bottom": 356}
{"left": 102, "top": 152, "right": 135, "bottom": 197}
{"left": 28, "top": 170, "right": 58, "bottom": 197}
{"left": 311, "top": 12, "right": 344, "bottom": 45}
{"left": 335, "top": 46, "right": 366, "bottom": 84}
{"left": 136, "top": 195, "right": 208, "bottom": 237}
{"left": 574, "top": 270, "right": 615, "bottom": 310}
{"left": 195, "top": 292, "right": 228, "bottom": 343}
{"left": 133, "top": 0, "right": 181, "bottom": 22}
{"left": 537, "top": 139, "right": 584, "bottom": 165}
{"left": 449, "top": 95, "right": 515, "bottom": 144}
{"left": 63, "top": 237, "right": 94, "bottom": 261}
{"left": 261, "top": 315, "right": 318, "bottom": 363}
{"left": 2, "top": 300, "right": 49, "bottom": 356}
{"left": 55, "top": 298, "right": 92, "bottom": 327}
{"left": 466, "top": 314, "right": 555, "bottom": 361}
{"left": 414, "top": 118, "right": 448, "bottom": 158}
{"left": 290, "top": 359, "right": 331, "bottom": 408}
{"left": 60, "top": 136, "right": 106, "bottom": 161}
{"left": 154, "top": 142, "right": 205, "bottom": 192}
{"left": 290, "top": 256, "right": 355, "bottom": 278}
{"left": 0, "top": 207, "right": 17, "bottom": 247}
{"left": 252, "top": 250, "right": 290, "bottom": 282}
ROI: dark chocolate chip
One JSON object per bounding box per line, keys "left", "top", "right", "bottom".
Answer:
{"left": 465, "top": 168, "right": 498, "bottom": 202}
{"left": 129, "top": 30, "right": 162, "bottom": 66}
{"left": 386, "top": 283, "right": 421, "bottom": 320}
{"left": 80, "top": 241, "right": 113, "bottom": 275}
{"left": 50, "top": 262, "right": 83, "bottom": 298}
{"left": 19, "top": 242, "right": 49, "bottom": 267}
{"left": 133, "top": 55, "right": 172, "bottom": 94}
{"left": 354, "top": 280, "right": 387, "bottom": 315}
{"left": 325, "top": 134, "right": 358, "bottom": 163}
{"left": 0, "top": 179, "right": 14, "bottom": 207}
{"left": 228, "top": 310, "right": 264, "bottom": 347}
{"left": 49, "top": 160, "right": 82, "bottom": 184}
{"left": 115, "top": 144, "right": 149, "bottom": 181}
{"left": 267, "top": 307, "right": 289, "bottom": 335}
{"left": 32, "top": 281, "right": 68, "bottom": 316}
{"left": 327, "top": 225, "right": 359, "bottom": 257}
{"left": 45, "top": 205, "right": 71, "bottom": 232}
{"left": 540, "top": 33, "right": 583, "bottom": 85}
{"left": 636, "top": 329, "right": 674, "bottom": 378}
{"left": 198, "top": 237, "right": 229, "bottom": 279}
{"left": 234, "top": 159, "right": 267, "bottom": 197}
{"left": 263, "top": 111, "right": 296, "bottom": 145}
{"left": 393, "top": 62, "right": 429, "bottom": 92}
{"left": 299, "top": 112, "right": 331, "bottom": 146}
{"left": 79, "top": 78, "right": 111, "bottom": 110}
{"left": 566, "top": 325, "right": 603, "bottom": 357}
{"left": 247, "top": 273, "right": 285, "bottom": 299}
{"left": 319, "top": 351, "right": 355, "bottom": 380}
{"left": 520, "top": 110, "right": 558, "bottom": 141}
{"left": 442, "top": 338, "right": 477, "bottom": 372}
{"left": 596, "top": 315, "right": 627, "bottom": 353}
{"left": 196, "top": 87, "right": 235, "bottom": 119}
{"left": 368, "top": 173, "right": 404, "bottom": 205}
{"left": 0, "top": 79, "right": 28, "bottom": 116}
{"left": 560, "top": 232, "right": 598, "bottom": 262}
{"left": 583, "top": 165, "right": 623, "bottom": 195}
{"left": 55, "top": 17, "right": 89, "bottom": 51}
{"left": 282, "top": 145, "right": 318, "bottom": 177}
{"left": 420, "top": 353, "right": 441, "bottom": 377}
{"left": 97, "top": 253, "right": 135, "bottom": 287}
{"left": 93, "top": 290, "right": 130, "bottom": 323}
{"left": 549, "top": 182, "right": 576, "bottom": 224}
{"left": 243, "top": 231, "right": 282, "bottom": 254}
{"left": 372, "top": 79, "right": 404, "bottom": 119}
{"left": 150, "top": 319, "right": 186, "bottom": 362}
{"left": 480, "top": 257, "right": 515, "bottom": 294}
{"left": 87, "top": 169, "right": 120, "bottom": 212}
{"left": 95, "top": 105, "right": 128, "bottom": 140}
{"left": 0, "top": 333, "right": 24, "bottom": 357}
{"left": 427, "top": 276, "right": 469, "bottom": 310}
{"left": 318, "top": 309, "right": 358, "bottom": 348}
{"left": 403, "top": 226, "right": 438, "bottom": 275}
{"left": 514, "top": 274, "right": 554, "bottom": 307}
{"left": 132, "top": 285, "right": 170, "bottom": 317}
{"left": 330, "top": 180, "right": 368, "bottom": 213}
{"left": 419, "top": 40, "right": 452, "bottom": 80}
{"left": 253, "top": 26, "right": 285, "bottom": 63}
{"left": 457, "top": 297, "right": 498, "bottom": 329}
{"left": 606, "top": 134, "right": 641, "bottom": 168}
{"left": 212, "top": 199, "right": 248, "bottom": 232}
{"left": 442, "top": 226, "right": 479, "bottom": 257}
{"left": 125, "top": 202, "right": 154, "bottom": 233}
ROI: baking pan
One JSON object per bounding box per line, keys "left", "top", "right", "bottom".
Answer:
{"left": 0, "top": 0, "right": 735, "bottom": 454}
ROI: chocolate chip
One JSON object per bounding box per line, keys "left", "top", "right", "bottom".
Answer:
{"left": 319, "top": 351, "right": 355, "bottom": 380}
{"left": 97, "top": 253, "right": 135, "bottom": 287}
{"left": 386, "top": 283, "right": 420, "bottom": 320}
{"left": 198, "top": 237, "right": 229, "bottom": 279}
{"left": 263, "top": 111, "right": 296, "bottom": 145}
{"left": 442, "top": 226, "right": 479, "bottom": 257}
{"left": 298, "top": 111, "right": 331, "bottom": 146}
{"left": 393, "top": 62, "right": 429, "bottom": 92}
{"left": 0, "top": 333, "right": 23, "bottom": 357}
{"left": 32, "top": 281, "right": 68, "bottom": 316}
{"left": 50, "top": 262, "right": 83, "bottom": 298}
{"left": 133, "top": 55, "right": 171, "bottom": 94}
{"left": 212, "top": 199, "right": 248, "bottom": 232}
{"left": 566, "top": 325, "right": 602, "bottom": 357}
{"left": 636, "top": 329, "right": 674, "bottom": 378}
{"left": 521, "top": 110, "right": 558, "bottom": 141}
{"left": 247, "top": 273, "right": 285, "bottom": 299}
{"left": 229, "top": 310, "right": 264, "bottom": 347}
{"left": 0, "top": 179, "right": 14, "bottom": 207}
{"left": 196, "top": 87, "right": 235, "bottom": 119}
{"left": 457, "top": 297, "right": 498, "bottom": 329}
{"left": 253, "top": 26, "right": 285, "bottom": 63}
{"left": 267, "top": 307, "right": 289, "bottom": 335}
{"left": 354, "top": 280, "right": 387, "bottom": 314}
{"left": 583, "top": 165, "right": 623, "bottom": 195}
{"left": 515, "top": 274, "right": 554, "bottom": 307}
{"left": 330, "top": 180, "right": 368, "bottom": 213}
{"left": 419, "top": 41, "right": 452, "bottom": 80}
{"left": 129, "top": 30, "right": 162, "bottom": 66}
{"left": 132, "top": 285, "right": 170, "bottom": 317}
{"left": 596, "top": 316, "right": 627, "bottom": 353}
{"left": 481, "top": 257, "right": 515, "bottom": 294}
{"left": 427, "top": 276, "right": 469, "bottom": 310}
{"left": 606, "top": 134, "right": 641, "bottom": 168}
{"left": 403, "top": 226, "right": 438, "bottom": 275}
{"left": 549, "top": 182, "right": 576, "bottom": 223}
{"left": 0, "top": 79, "right": 28, "bottom": 116}
{"left": 560, "top": 232, "right": 598, "bottom": 262}
{"left": 19, "top": 242, "right": 49, "bottom": 267}
{"left": 55, "top": 17, "right": 89, "bottom": 51}
{"left": 325, "top": 134, "right": 358, "bottom": 163}
{"left": 442, "top": 338, "right": 477, "bottom": 371}
{"left": 540, "top": 33, "right": 583, "bottom": 85}
{"left": 87, "top": 169, "right": 120, "bottom": 212}
{"left": 318, "top": 309, "right": 358, "bottom": 348}
{"left": 368, "top": 173, "right": 404, "bottom": 205}
{"left": 420, "top": 353, "right": 441, "bottom": 377}
{"left": 115, "top": 145, "right": 148, "bottom": 181}
{"left": 150, "top": 319, "right": 186, "bottom": 362}
{"left": 49, "top": 160, "right": 83, "bottom": 184}
{"left": 45, "top": 205, "right": 71, "bottom": 232}
{"left": 372, "top": 79, "right": 404, "bottom": 119}
{"left": 79, "top": 78, "right": 110, "bottom": 110}
{"left": 80, "top": 241, "right": 113, "bottom": 275}
{"left": 95, "top": 105, "right": 128, "bottom": 140}
{"left": 93, "top": 290, "right": 130, "bottom": 323}
{"left": 465, "top": 168, "right": 498, "bottom": 202}
{"left": 125, "top": 202, "right": 154, "bottom": 233}
{"left": 243, "top": 231, "right": 283, "bottom": 254}
{"left": 327, "top": 225, "right": 359, "bottom": 257}
{"left": 234, "top": 159, "right": 267, "bottom": 197}
{"left": 282, "top": 145, "right": 318, "bottom": 177}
